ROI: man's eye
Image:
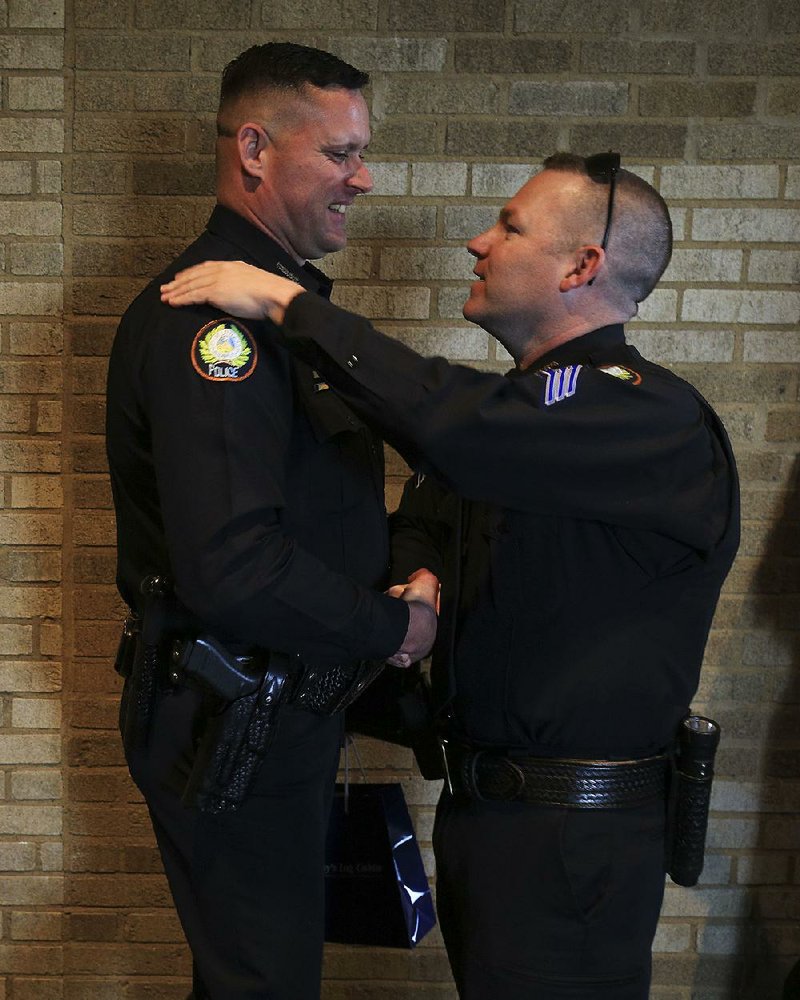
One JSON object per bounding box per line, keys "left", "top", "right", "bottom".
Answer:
{"left": 328, "top": 151, "right": 349, "bottom": 163}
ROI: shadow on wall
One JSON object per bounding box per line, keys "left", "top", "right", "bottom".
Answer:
{"left": 727, "top": 453, "right": 800, "bottom": 1000}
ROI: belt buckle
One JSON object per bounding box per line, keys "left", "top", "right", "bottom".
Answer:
{"left": 470, "top": 752, "right": 526, "bottom": 802}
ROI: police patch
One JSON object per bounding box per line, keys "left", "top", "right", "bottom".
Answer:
{"left": 191, "top": 319, "right": 257, "bottom": 382}
{"left": 597, "top": 364, "right": 642, "bottom": 386}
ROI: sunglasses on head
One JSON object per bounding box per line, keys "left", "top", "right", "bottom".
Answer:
{"left": 585, "top": 151, "right": 620, "bottom": 285}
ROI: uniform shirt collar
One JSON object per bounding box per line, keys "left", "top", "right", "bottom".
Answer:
{"left": 511, "top": 324, "right": 627, "bottom": 376}
{"left": 206, "top": 204, "right": 334, "bottom": 299}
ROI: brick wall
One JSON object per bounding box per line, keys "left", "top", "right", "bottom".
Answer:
{"left": 0, "top": 0, "right": 797, "bottom": 996}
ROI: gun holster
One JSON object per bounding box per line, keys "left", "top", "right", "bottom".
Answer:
{"left": 180, "top": 647, "right": 290, "bottom": 814}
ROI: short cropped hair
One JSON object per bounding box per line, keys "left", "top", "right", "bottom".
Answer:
{"left": 217, "top": 42, "right": 369, "bottom": 136}
{"left": 542, "top": 152, "right": 673, "bottom": 305}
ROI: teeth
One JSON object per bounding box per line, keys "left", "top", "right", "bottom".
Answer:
{"left": 329, "top": 204, "right": 346, "bottom": 214}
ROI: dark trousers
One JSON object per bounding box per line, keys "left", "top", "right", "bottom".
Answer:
{"left": 124, "top": 682, "right": 343, "bottom": 1000}
{"left": 433, "top": 790, "right": 667, "bottom": 1000}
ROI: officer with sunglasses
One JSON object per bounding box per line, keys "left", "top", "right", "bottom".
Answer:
{"left": 161, "top": 152, "right": 740, "bottom": 1000}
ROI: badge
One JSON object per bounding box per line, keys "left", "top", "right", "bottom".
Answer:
{"left": 191, "top": 319, "right": 257, "bottom": 382}
{"left": 597, "top": 364, "right": 641, "bottom": 385}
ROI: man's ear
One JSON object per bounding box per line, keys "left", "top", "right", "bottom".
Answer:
{"left": 559, "top": 245, "right": 603, "bottom": 291}
{"left": 237, "top": 123, "right": 268, "bottom": 178}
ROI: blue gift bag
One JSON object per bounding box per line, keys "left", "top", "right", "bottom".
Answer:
{"left": 324, "top": 782, "right": 437, "bottom": 948}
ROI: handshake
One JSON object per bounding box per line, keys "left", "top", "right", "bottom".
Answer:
{"left": 385, "top": 568, "right": 439, "bottom": 669}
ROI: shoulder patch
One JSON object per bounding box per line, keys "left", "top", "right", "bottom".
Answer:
{"left": 191, "top": 319, "right": 257, "bottom": 382}
{"left": 596, "top": 364, "right": 641, "bottom": 385}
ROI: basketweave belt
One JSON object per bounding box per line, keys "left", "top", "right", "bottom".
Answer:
{"left": 442, "top": 741, "right": 669, "bottom": 809}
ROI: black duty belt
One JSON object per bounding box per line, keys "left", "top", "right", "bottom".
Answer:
{"left": 441, "top": 740, "right": 668, "bottom": 809}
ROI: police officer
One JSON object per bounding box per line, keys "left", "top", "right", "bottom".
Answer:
{"left": 106, "top": 43, "right": 436, "bottom": 1000}
{"left": 161, "top": 153, "right": 740, "bottom": 999}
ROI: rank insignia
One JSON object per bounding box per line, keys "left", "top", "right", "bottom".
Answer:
{"left": 541, "top": 364, "right": 582, "bottom": 406}
{"left": 191, "top": 319, "right": 257, "bottom": 382}
{"left": 597, "top": 364, "right": 642, "bottom": 385}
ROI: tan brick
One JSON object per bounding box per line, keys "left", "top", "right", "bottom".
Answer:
{"left": 11, "top": 698, "right": 62, "bottom": 729}
{"left": 71, "top": 157, "right": 126, "bottom": 194}
{"left": 376, "top": 79, "right": 498, "bottom": 116}
{"left": 36, "top": 160, "right": 61, "bottom": 194}
{"left": 9, "top": 475, "right": 63, "bottom": 508}
{"left": 640, "top": 82, "right": 755, "bottom": 117}
{"left": 39, "top": 843, "right": 62, "bottom": 872}
{"left": 10, "top": 910, "right": 62, "bottom": 940}
{"left": 326, "top": 37, "right": 446, "bottom": 73}
{"left": 6, "top": 549, "right": 62, "bottom": 583}
{"left": 628, "top": 329, "right": 734, "bottom": 364}
{"left": 346, "top": 206, "right": 436, "bottom": 240}
{"left": 471, "top": 163, "right": 538, "bottom": 198}
{"left": 0, "top": 36, "right": 63, "bottom": 69}
{"left": 1, "top": 585, "right": 61, "bottom": 618}
{"left": 571, "top": 124, "right": 687, "bottom": 159}
{"left": 709, "top": 42, "right": 799, "bottom": 76}
{"left": 744, "top": 331, "right": 800, "bottom": 363}
{"left": 0, "top": 511, "right": 62, "bottom": 546}
{"left": 516, "top": 0, "right": 629, "bottom": 32}
{"left": 36, "top": 400, "right": 62, "bottom": 434}
{"left": 447, "top": 121, "right": 560, "bottom": 158}
{"left": 71, "top": 200, "right": 196, "bottom": 238}
{"left": 749, "top": 251, "right": 800, "bottom": 285}
{"left": 456, "top": 37, "right": 570, "bottom": 73}
{"left": 0, "top": 119, "right": 64, "bottom": 154}
{"left": 443, "top": 206, "right": 501, "bottom": 241}
{"left": 0, "top": 161, "right": 33, "bottom": 194}
{"left": 0, "top": 202, "right": 62, "bottom": 236}
{"left": 580, "top": 40, "right": 694, "bottom": 75}
{"left": 0, "top": 441, "right": 60, "bottom": 475}
{"left": 660, "top": 165, "right": 780, "bottom": 201}
{"left": 0, "top": 843, "right": 37, "bottom": 871}
{"left": 510, "top": 81, "right": 628, "bottom": 117}
{"left": 73, "top": 478, "right": 113, "bottom": 510}
{"left": 0, "top": 737, "right": 61, "bottom": 765}
{"left": 662, "top": 249, "right": 743, "bottom": 284}
{"left": 39, "top": 622, "right": 62, "bottom": 656}
{"left": 258, "top": 0, "right": 377, "bottom": 29}
{"left": 317, "top": 247, "right": 374, "bottom": 281}
{"left": 389, "top": 0, "right": 502, "bottom": 30}
{"left": 74, "top": 0, "right": 127, "bottom": 27}
{"left": 370, "top": 120, "right": 441, "bottom": 156}
{"left": 0, "top": 399, "right": 31, "bottom": 432}
{"left": 10, "top": 769, "right": 62, "bottom": 800}
{"left": 696, "top": 125, "right": 800, "bottom": 162}
{"left": 131, "top": 159, "right": 214, "bottom": 197}
{"left": 73, "top": 116, "right": 183, "bottom": 155}
{"left": 0, "top": 624, "right": 33, "bottom": 656}
{"left": 124, "top": 911, "right": 183, "bottom": 943}
{"left": 0, "top": 281, "right": 62, "bottom": 316}
{"left": 8, "top": 76, "right": 65, "bottom": 111}
{"left": 70, "top": 278, "right": 141, "bottom": 317}
{"left": 330, "top": 286, "right": 430, "bottom": 320}
{"left": 411, "top": 162, "right": 468, "bottom": 197}
{"left": 0, "top": 662, "right": 61, "bottom": 692}
{"left": 10, "top": 980, "right": 62, "bottom": 1000}
{"left": 682, "top": 290, "right": 799, "bottom": 325}
{"left": 75, "top": 35, "right": 190, "bottom": 71}
{"left": 9, "top": 0, "right": 63, "bottom": 26}
{"left": 380, "top": 247, "right": 473, "bottom": 282}
{"left": 766, "top": 409, "right": 800, "bottom": 442}
{"left": 636, "top": 289, "right": 678, "bottom": 323}
{"left": 9, "top": 242, "right": 63, "bottom": 276}
{"left": 393, "top": 327, "right": 489, "bottom": 362}
{"left": 76, "top": 76, "right": 131, "bottom": 117}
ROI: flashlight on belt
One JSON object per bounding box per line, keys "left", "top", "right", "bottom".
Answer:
{"left": 667, "top": 715, "right": 720, "bottom": 888}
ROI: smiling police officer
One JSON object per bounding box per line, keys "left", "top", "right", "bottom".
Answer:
{"left": 106, "top": 43, "right": 436, "bottom": 1000}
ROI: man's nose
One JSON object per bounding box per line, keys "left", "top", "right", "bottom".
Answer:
{"left": 348, "top": 161, "right": 373, "bottom": 194}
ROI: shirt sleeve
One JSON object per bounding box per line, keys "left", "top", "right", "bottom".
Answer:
{"left": 281, "top": 292, "right": 731, "bottom": 554}
{"left": 134, "top": 298, "right": 408, "bottom": 664}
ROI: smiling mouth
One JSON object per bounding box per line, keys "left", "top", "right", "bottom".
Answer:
{"left": 329, "top": 203, "right": 346, "bottom": 215}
